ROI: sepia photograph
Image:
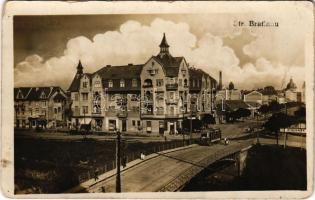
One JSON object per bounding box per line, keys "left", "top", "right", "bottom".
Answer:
{"left": 1, "top": 1, "right": 314, "bottom": 198}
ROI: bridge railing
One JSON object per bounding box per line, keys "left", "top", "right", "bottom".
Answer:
{"left": 158, "top": 140, "right": 253, "bottom": 192}
{"left": 77, "top": 139, "right": 200, "bottom": 183}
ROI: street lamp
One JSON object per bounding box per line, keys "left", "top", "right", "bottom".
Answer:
{"left": 115, "top": 129, "right": 121, "bottom": 193}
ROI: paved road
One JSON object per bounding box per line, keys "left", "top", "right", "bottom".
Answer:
{"left": 259, "top": 134, "right": 306, "bottom": 149}
{"left": 15, "top": 120, "right": 260, "bottom": 143}
{"left": 85, "top": 139, "right": 254, "bottom": 193}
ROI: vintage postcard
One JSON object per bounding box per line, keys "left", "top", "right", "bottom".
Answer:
{"left": 1, "top": 1, "right": 314, "bottom": 199}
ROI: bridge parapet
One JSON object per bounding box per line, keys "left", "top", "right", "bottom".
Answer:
{"left": 158, "top": 140, "right": 253, "bottom": 192}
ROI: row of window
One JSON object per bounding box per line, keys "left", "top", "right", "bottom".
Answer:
{"left": 16, "top": 107, "right": 62, "bottom": 115}
{"left": 144, "top": 78, "right": 189, "bottom": 87}
{"left": 81, "top": 78, "right": 209, "bottom": 89}
{"left": 82, "top": 79, "right": 138, "bottom": 89}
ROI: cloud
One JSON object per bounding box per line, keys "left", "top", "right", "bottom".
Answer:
{"left": 14, "top": 18, "right": 305, "bottom": 91}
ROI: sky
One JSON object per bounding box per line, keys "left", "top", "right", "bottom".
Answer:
{"left": 14, "top": 13, "right": 307, "bottom": 90}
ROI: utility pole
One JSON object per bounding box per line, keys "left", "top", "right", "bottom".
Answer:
{"left": 116, "top": 130, "right": 121, "bottom": 193}
{"left": 190, "top": 109, "right": 192, "bottom": 145}
{"left": 256, "top": 111, "right": 260, "bottom": 144}
{"left": 284, "top": 103, "right": 287, "bottom": 149}
{"left": 83, "top": 110, "right": 86, "bottom": 139}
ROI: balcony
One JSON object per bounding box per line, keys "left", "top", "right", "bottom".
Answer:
{"left": 156, "top": 110, "right": 164, "bottom": 115}
{"left": 166, "top": 99, "right": 178, "bottom": 105}
{"left": 143, "top": 84, "right": 153, "bottom": 88}
{"left": 165, "top": 113, "right": 183, "bottom": 118}
{"left": 92, "top": 111, "right": 102, "bottom": 116}
{"left": 166, "top": 83, "right": 178, "bottom": 90}
{"left": 117, "top": 111, "right": 128, "bottom": 118}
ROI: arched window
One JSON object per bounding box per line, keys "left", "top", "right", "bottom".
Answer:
{"left": 144, "top": 79, "right": 153, "bottom": 87}
{"left": 145, "top": 91, "right": 153, "bottom": 101}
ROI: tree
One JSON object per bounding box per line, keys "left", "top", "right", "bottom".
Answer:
{"left": 269, "top": 101, "right": 283, "bottom": 112}
{"left": 263, "top": 113, "right": 294, "bottom": 145}
{"left": 228, "top": 108, "right": 251, "bottom": 122}
{"left": 182, "top": 118, "right": 202, "bottom": 132}
{"left": 258, "top": 104, "right": 269, "bottom": 118}
{"left": 228, "top": 82, "right": 235, "bottom": 90}
{"left": 294, "top": 106, "right": 306, "bottom": 123}
{"left": 201, "top": 114, "right": 215, "bottom": 127}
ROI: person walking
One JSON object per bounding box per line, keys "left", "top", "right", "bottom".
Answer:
{"left": 94, "top": 167, "right": 99, "bottom": 181}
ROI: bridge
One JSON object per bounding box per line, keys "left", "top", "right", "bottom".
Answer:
{"left": 67, "top": 139, "right": 254, "bottom": 193}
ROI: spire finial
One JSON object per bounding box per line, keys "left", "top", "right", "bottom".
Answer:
{"left": 77, "top": 60, "right": 83, "bottom": 75}
{"left": 159, "top": 33, "right": 169, "bottom": 48}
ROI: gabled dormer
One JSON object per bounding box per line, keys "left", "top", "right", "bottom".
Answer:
{"left": 16, "top": 90, "right": 24, "bottom": 99}
{"left": 40, "top": 91, "right": 46, "bottom": 99}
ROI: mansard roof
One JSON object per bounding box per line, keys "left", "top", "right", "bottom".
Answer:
{"left": 14, "top": 86, "right": 65, "bottom": 101}
{"left": 188, "top": 68, "right": 204, "bottom": 79}
{"left": 95, "top": 64, "right": 143, "bottom": 80}
{"left": 14, "top": 87, "right": 31, "bottom": 99}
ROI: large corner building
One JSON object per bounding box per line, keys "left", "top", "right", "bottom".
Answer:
{"left": 68, "top": 34, "right": 217, "bottom": 134}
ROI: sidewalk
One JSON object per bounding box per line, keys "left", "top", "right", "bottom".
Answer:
{"left": 66, "top": 143, "right": 197, "bottom": 193}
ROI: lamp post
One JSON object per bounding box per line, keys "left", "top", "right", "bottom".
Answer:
{"left": 115, "top": 129, "right": 121, "bottom": 193}
{"left": 284, "top": 102, "right": 288, "bottom": 149}
{"left": 190, "top": 108, "right": 192, "bottom": 144}
{"left": 256, "top": 110, "right": 260, "bottom": 144}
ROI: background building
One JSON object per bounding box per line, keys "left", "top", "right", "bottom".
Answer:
{"left": 14, "top": 87, "right": 67, "bottom": 129}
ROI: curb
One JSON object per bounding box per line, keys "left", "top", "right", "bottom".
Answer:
{"left": 66, "top": 143, "right": 197, "bottom": 193}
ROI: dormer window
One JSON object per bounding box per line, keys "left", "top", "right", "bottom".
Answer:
{"left": 40, "top": 92, "right": 46, "bottom": 99}
{"left": 108, "top": 80, "right": 113, "bottom": 88}
{"left": 83, "top": 81, "right": 88, "bottom": 88}
{"left": 17, "top": 91, "right": 23, "bottom": 99}
{"left": 148, "top": 69, "right": 158, "bottom": 76}
{"left": 120, "top": 79, "right": 125, "bottom": 88}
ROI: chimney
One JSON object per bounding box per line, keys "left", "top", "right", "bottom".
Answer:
{"left": 128, "top": 63, "right": 133, "bottom": 66}
{"left": 106, "top": 65, "right": 111, "bottom": 67}
{"left": 218, "top": 71, "right": 222, "bottom": 90}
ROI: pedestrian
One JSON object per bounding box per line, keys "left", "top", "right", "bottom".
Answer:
{"left": 94, "top": 168, "right": 99, "bottom": 181}
{"left": 140, "top": 152, "right": 146, "bottom": 160}
{"left": 122, "top": 156, "right": 127, "bottom": 168}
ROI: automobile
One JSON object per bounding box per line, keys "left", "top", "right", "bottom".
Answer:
{"left": 244, "top": 127, "right": 254, "bottom": 133}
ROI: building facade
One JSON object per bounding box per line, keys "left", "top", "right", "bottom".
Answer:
{"left": 14, "top": 87, "right": 67, "bottom": 128}
{"left": 243, "top": 90, "right": 263, "bottom": 105}
{"left": 68, "top": 34, "right": 217, "bottom": 134}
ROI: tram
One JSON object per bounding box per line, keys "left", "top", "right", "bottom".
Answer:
{"left": 199, "top": 128, "right": 222, "bottom": 146}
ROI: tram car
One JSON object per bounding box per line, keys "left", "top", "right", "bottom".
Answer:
{"left": 199, "top": 128, "right": 222, "bottom": 146}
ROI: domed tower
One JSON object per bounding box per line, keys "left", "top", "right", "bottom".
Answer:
{"left": 286, "top": 77, "right": 297, "bottom": 91}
